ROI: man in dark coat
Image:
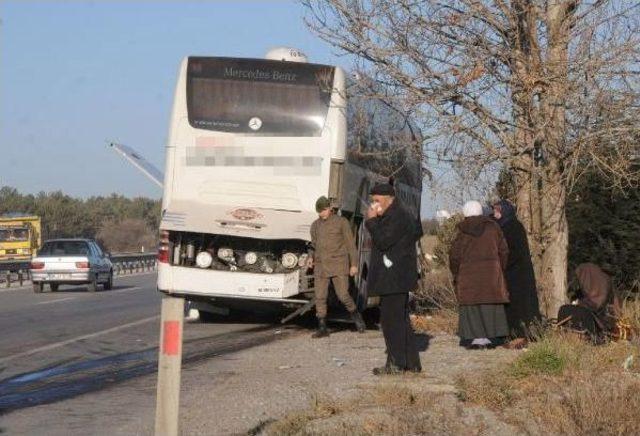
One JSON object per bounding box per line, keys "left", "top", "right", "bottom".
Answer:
{"left": 365, "top": 183, "right": 422, "bottom": 374}
{"left": 450, "top": 200, "right": 510, "bottom": 349}
{"left": 492, "top": 199, "right": 541, "bottom": 345}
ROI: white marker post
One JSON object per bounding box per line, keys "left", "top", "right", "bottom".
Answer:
{"left": 155, "top": 295, "right": 185, "bottom": 436}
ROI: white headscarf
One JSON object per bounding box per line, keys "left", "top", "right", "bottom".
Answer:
{"left": 463, "top": 200, "right": 483, "bottom": 217}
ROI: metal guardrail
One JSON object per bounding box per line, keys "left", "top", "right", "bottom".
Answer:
{"left": 0, "top": 252, "right": 157, "bottom": 289}
{"left": 111, "top": 252, "right": 158, "bottom": 275}
{"left": 0, "top": 261, "right": 30, "bottom": 288}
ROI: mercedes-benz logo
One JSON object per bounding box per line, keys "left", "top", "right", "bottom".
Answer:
{"left": 248, "top": 117, "right": 262, "bottom": 131}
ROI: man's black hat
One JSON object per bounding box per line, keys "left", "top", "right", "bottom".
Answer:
{"left": 370, "top": 183, "right": 395, "bottom": 196}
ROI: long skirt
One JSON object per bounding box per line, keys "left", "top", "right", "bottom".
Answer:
{"left": 458, "top": 304, "right": 509, "bottom": 343}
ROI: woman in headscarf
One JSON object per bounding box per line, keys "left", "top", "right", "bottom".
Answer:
{"left": 449, "top": 200, "right": 510, "bottom": 349}
{"left": 557, "top": 263, "right": 620, "bottom": 341}
{"left": 492, "top": 200, "right": 541, "bottom": 347}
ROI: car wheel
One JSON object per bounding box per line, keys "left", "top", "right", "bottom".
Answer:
{"left": 50, "top": 283, "right": 59, "bottom": 292}
{"left": 33, "top": 282, "right": 43, "bottom": 293}
{"left": 87, "top": 276, "right": 98, "bottom": 292}
{"left": 104, "top": 271, "right": 113, "bottom": 290}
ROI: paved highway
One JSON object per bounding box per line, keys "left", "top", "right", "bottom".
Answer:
{"left": 0, "top": 273, "right": 299, "bottom": 434}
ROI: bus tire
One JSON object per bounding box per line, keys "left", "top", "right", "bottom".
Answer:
{"left": 50, "top": 283, "right": 59, "bottom": 292}
{"left": 33, "top": 282, "right": 43, "bottom": 293}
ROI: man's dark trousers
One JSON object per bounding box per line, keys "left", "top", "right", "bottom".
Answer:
{"left": 380, "top": 293, "right": 421, "bottom": 371}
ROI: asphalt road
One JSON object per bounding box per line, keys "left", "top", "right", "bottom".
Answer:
{"left": 0, "top": 273, "right": 162, "bottom": 365}
{"left": 0, "top": 273, "right": 299, "bottom": 434}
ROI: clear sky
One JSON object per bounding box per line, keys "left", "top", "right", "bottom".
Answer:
{"left": 1, "top": 0, "right": 441, "bottom": 216}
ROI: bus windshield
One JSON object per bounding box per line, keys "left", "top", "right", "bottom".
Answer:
{"left": 187, "top": 57, "right": 335, "bottom": 137}
{"left": 0, "top": 228, "right": 29, "bottom": 242}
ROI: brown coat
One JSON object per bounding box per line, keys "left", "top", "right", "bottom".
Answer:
{"left": 575, "top": 263, "right": 620, "bottom": 320}
{"left": 449, "top": 216, "right": 509, "bottom": 305}
{"left": 310, "top": 214, "right": 357, "bottom": 278}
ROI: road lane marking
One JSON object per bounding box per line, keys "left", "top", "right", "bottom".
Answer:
{"left": 35, "top": 297, "right": 77, "bottom": 305}
{"left": 0, "top": 315, "right": 160, "bottom": 364}
{"left": 106, "top": 286, "right": 143, "bottom": 295}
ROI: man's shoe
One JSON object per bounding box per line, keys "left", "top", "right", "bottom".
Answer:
{"left": 312, "top": 318, "right": 329, "bottom": 338}
{"left": 351, "top": 311, "right": 366, "bottom": 333}
{"left": 372, "top": 364, "right": 403, "bottom": 376}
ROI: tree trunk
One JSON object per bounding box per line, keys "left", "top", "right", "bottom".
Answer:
{"left": 535, "top": 0, "right": 572, "bottom": 317}
{"left": 538, "top": 166, "right": 568, "bottom": 317}
{"left": 513, "top": 163, "right": 568, "bottom": 318}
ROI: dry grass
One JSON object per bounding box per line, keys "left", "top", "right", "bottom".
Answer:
{"left": 264, "top": 395, "right": 344, "bottom": 436}
{"left": 456, "top": 371, "right": 514, "bottom": 409}
{"left": 457, "top": 330, "right": 640, "bottom": 435}
{"left": 265, "top": 302, "right": 640, "bottom": 435}
{"left": 619, "top": 294, "right": 640, "bottom": 338}
{"left": 412, "top": 267, "right": 459, "bottom": 335}
{"left": 411, "top": 310, "right": 458, "bottom": 335}
{"left": 264, "top": 383, "right": 468, "bottom": 436}
{"left": 415, "top": 269, "right": 458, "bottom": 312}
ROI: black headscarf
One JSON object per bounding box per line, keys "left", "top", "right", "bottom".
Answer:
{"left": 494, "top": 199, "right": 516, "bottom": 227}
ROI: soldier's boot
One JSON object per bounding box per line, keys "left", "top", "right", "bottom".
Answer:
{"left": 312, "top": 318, "right": 329, "bottom": 338}
{"left": 351, "top": 311, "right": 366, "bottom": 333}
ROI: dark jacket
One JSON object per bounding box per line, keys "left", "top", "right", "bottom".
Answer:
{"left": 576, "top": 262, "right": 620, "bottom": 331}
{"left": 310, "top": 214, "right": 358, "bottom": 278}
{"left": 449, "top": 216, "right": 509, "bottom": 305}
{"left": 364, "top": 199, "right": 421, "bottom": 296}
{"left": 495, "top": 200, "right": 541, "bottom": 335}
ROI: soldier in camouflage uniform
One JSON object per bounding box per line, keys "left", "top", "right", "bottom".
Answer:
{"left": 308, "top": 196, "right": 366, "bottom": 338}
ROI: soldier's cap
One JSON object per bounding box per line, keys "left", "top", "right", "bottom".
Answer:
{"left": 370, "top": 183, "right": 395, "bottom": 196}
{"left": 315, "top": 196, "right": 331, "bottom": 212}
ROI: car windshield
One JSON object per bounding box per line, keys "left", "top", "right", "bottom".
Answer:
{"left": 39, "top": 241, "right": 90, "bottom": 256}
{"left": 0, "top": 228, "right": 29, "bottom": 242}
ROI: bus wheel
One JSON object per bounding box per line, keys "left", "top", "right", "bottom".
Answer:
{"left": 33, "top": 283, "right": 43, "bottom": 293}
{"left": 50, "top": 283, "right": 59, "bottom": 292}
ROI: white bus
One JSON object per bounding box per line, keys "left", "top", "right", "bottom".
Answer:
{"left": 156, "top": 48, "right": 421, "bottom": 319}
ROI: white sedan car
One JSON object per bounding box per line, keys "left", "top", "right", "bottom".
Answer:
{"left": 30, "top": 238, "right": 113, "bottom": 292}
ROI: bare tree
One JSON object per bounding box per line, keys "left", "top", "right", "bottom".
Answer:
{"left": 96, "top": 218, "right": 156, "bottom": 253}
{"left": 303, "top": 0, "right": 640, "bottom": 316}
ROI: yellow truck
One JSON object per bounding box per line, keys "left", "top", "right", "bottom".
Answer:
{"left": 0, "top": 215, "right": 42, "bottom": 261}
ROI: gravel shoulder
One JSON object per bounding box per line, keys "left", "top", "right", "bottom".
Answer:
{"left": 180, "top": 323, "right": 524, "bottom": 435}
{"left": 1, "top": 320, "right": 525, "bottom": 435}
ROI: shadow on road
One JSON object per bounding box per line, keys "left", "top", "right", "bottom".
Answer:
{"left": 0, "top": 324, "right": 296, "bottom": 415}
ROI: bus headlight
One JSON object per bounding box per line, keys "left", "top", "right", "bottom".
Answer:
{"left": 217, "top": 247, "right": 234, "bottom": 261}
{"left": 244, "top": 251, "right": 258, "bottom": 265}
{"left": 195, "top": 251, "right": 213, "bottom": 268}
{"left": 281, "top": 252, "right": 298, "bottom": 269}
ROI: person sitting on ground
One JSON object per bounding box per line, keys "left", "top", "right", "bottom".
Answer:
{"left": 557, "top": 263, "right": 620, "bottom": 342}
{"left": 449, "top": 200, "right": 510, "bottom": 350}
